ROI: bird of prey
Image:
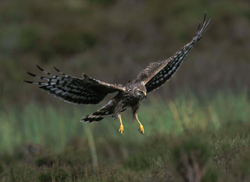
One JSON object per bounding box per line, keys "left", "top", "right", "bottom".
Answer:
{"left": 25, "top": 13, "right": 211, "bottom": 134}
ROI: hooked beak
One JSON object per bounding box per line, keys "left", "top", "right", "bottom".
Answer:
{"left": 144, "top": 92, "right": 147, "bottom": 99}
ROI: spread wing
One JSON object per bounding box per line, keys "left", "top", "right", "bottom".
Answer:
{"left": 136, "top": 12, "right": 211, "bottom": 93}
{"left": 24, "top": 65, "right": 126, "bottom": 104}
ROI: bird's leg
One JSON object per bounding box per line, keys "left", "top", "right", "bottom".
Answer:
{"left": 118, "top": 113, "right": 124, "bottom": 134}
{"left": 135, "top": 114, "right": 144, "bottom": 134}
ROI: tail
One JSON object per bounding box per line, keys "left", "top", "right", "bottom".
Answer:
{"left": 81, "top": 100, "right": 115, "bottom": 123}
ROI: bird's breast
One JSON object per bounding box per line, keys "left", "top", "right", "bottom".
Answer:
{"left": 121, "top": 94, "right": 140, "bottom": 107}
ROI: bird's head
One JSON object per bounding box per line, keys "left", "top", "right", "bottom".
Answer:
{"left": 133, "top": 84, "right": 147, "bottom": 100}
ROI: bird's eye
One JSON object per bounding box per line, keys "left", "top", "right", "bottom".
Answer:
{"left": 138, "top": 90, "right": 143, "bottom": 95}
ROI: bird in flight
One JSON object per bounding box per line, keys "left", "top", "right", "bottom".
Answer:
{"left": 25, "top": 13, "right": 211, "bottom": 134}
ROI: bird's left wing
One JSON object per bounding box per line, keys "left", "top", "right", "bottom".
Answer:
{"left": 24, "top": 65, "right": 126, "bottom": 104}
{"left": 136, "top": 12, "right": 211, "bottom": 93}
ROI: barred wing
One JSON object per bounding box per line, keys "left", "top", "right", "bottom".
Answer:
{"left": 24, "top": 65, "right": 126, "bottom": 104}
{"left": 137, "top": 13, "right": 211, "bottom": 93}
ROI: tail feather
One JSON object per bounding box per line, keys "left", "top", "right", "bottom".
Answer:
{"left": 81, "top": 101, "right": 115, "bottom": 123}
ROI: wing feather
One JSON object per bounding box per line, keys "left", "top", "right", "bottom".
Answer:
{"left": 24, "top": 65, "right": 126, "bottom": 104}
{"left": 137, "top": 12, "right": 211, "bottom": 93}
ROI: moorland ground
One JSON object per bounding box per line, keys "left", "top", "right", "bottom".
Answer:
{"left": 1, "top": 0, "right": 250, "bottom": 181}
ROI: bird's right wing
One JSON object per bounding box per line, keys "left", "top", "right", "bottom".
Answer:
{"left": 24, "top": 65, "right": 126, "bottom": 105}
{"left": 136, "top": 12, "right": 211, "bottom": 93}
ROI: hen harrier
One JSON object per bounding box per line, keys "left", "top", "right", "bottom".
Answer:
{"left": 25, "top": 13, "right": 211, "bottom": 134}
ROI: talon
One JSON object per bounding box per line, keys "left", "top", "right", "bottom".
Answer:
{"left": 119, "top": 124, "right": 124, "bottom": 134}
{"left": 138, "top": 124, "right": 144, "bottom": 134}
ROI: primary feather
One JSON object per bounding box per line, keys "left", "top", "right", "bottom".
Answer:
{"left": 137, "top": 12, "right": 211, "bottom": 93}
{"left": 24, "top": 64, "right": 125, "bottom": 105}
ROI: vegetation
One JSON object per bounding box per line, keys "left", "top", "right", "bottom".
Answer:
{"left": 0, "top": 0, "right": 249, "bottom": 181}
{"left": 1, "top": 91, "right": 250, "bottom": 181}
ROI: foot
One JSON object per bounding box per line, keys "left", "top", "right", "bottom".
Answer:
{"left": 119, "top": 124, "right": 124, "bottom": 134}
{"left": 138, "top": 124, "right": 144, "bottom": 134}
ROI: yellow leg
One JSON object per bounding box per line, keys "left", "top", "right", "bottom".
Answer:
{"left": 135, "top": 114, "right": 144, "bottom": 134}
{"left": 118, "top": 114, "right": 124, "bottom": 134}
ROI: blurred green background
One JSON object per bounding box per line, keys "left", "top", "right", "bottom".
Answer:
{"left": 1, "top": 0, "right": 250, "bottom": 181}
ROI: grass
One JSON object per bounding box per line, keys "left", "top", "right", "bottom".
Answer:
{"left": 1, "top": 90, "right": 250, "bottom": 181}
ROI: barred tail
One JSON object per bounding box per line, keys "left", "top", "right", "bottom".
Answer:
{"left": 81, "top": 101, "right": 115, "bottom": 123}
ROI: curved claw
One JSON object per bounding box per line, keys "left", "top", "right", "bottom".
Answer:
{"left": 119, "top": 124, "right": 124, "bottom": 134}
{"left": 138, "top": 124, "right": 144, "bottom": 134}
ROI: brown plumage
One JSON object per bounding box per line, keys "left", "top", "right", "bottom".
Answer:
{"left": 25, "top": 13, "right": 211, "bottom": 134}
